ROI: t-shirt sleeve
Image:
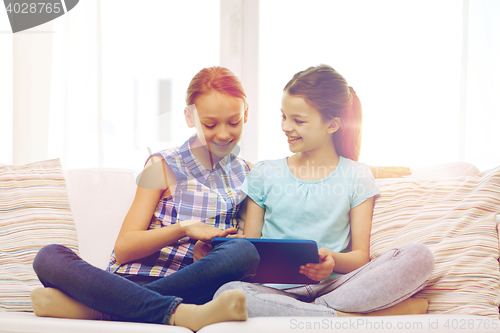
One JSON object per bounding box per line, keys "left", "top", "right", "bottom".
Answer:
{"left": 351, "top": 163, "right": 380, "bottom": 208}
{"left": 240, "top": 161, "right": 267, "bottom": 208}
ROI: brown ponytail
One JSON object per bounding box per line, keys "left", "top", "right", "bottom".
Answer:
{"left": 284, "top": 65, "right": 362, "bottom": 161}
{"left": 335, "top": 86, "right": 362, "bottom": 161}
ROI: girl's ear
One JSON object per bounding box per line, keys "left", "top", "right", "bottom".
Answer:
{"left": 243, "top": 104, "right": 249, "bottom": 123}
{"left": 184, "top": 107, "right": 196, "bottom": 128}
{"left": 327, "top": 117, "right": 341, "bottom": 134}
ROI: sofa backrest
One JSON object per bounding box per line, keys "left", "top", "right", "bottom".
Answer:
{"left": 64, "top": 169, "right": 139, "bottom": 269}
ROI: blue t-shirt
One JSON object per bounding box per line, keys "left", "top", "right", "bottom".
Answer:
{"left": 241, "top": 156, "right": 380, "bottom": 285}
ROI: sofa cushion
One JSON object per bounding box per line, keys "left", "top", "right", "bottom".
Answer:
{"left": 406, "top": 162, "right": 480, "bottom": 180}
{"left": 0, "top": 159, "right": 78, "bottom": 312}
{"left": 0, "top": 312, "right": 192, "bottom": 333}
{"left": 198, "top": 314, "right": 498, "bottom": 333}
{"left": 64, "top": 169, "right": 137, "bottom": 269}
{"left": 371, "top": 165, "right": 500, "bottom": 317}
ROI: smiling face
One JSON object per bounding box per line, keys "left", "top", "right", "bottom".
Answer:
{"left": 281, "top": 91, "right": 339, "bottom": 154}
{"left": 185, "top": 91, "right": 248, "bottom": 164}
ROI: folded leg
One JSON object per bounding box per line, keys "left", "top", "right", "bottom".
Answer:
{"left": 314, "top": 243, "right": 434, "bottom": 313}
{"left": 215, "top": 281, "right": 337, "bottom": 318}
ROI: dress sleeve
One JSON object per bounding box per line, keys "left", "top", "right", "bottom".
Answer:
{"left": 351, "top": 163, "right": 380, "bottom": 208}
{"left": 240, "top": 161, "right": 267, "bottom": 208}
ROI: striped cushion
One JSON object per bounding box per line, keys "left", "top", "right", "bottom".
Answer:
{"left": 370, "top": 166, "right": 500, "bottom": 317}
{"left": 0, "top": 159, "right": 78, "bottom": 312}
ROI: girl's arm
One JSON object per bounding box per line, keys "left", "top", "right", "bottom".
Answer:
{"left": 328, "top": 197, "right": 373, "bottom": 273}
{"left": 300, "top": 197, "right": 373, "bottom": 280}
{"left": 114, "top": 156, "right": 233, "bottom": 264}
{"left": 242, "top": 197, "right": 265, "bottom": 238}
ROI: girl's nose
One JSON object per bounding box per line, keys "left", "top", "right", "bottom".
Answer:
{"left": 281, "top": 119, "right": 292, "bottom": 132}
{"left": 217, "top": 126, "right": 231, "bottom": 141}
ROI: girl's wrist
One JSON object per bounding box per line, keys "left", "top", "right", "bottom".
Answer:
{"left": 319, "top": 247, "right": 335, "bottom": 258}
{"left": 179, "top": 220, "right": 198, "bottom": 228}
{"left": 171, "top": 221, "right": 188, "bottom": 239}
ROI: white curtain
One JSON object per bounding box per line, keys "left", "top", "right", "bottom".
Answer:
{"left": 463, "top": 0, "right": 500, "bottom": 170}
{"left": 4, "top": 0, "right": 102, "bottom": 168}
{"left": 258, "top": 0, "right": 500, "bottom": 171}
{"left": 48, "top": 0, "right": 102, "bottom": 169}
{"left": 4, "top": 0, "right": 219, "bottom": 169}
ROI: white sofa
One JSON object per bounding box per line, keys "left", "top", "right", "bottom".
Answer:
{"left": 1, "top": 160, "right": 499, "bottom": 333}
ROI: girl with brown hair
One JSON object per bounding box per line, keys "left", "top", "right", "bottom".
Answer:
{"left": 216, "top": 64, "right": 435, "bottom": 318}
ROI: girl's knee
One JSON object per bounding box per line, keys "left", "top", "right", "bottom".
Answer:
{"left": 405, "top": 243, "right": 434, "bottom": 263}
{"left": 222, "top": 239, "right": 260, "bottom": 271}
{"left": 33, "top": 244, "right": 73, "bottom": 275}
{"left": 400, "top": 243, "right": 435, "bottom": 276}
{"left": 34, "top": 244, "right": 59, "bottom": 268}
{"left": 228, "top": 239, "right": 259, "bottom": 260}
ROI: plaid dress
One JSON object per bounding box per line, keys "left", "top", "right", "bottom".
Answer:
{"left": 107, "top": 136, "right": 250, "bottom": 277}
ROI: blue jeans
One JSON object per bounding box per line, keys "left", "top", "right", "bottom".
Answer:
{"left": 215, "top": 243, "right": 434, "bottom": 317}
{"left": 33, "top": 239, "right": 260, "bottom": 324}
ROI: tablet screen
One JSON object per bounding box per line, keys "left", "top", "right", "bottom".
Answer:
{"left": 211, "top": 238, "right": 320, "bottom": 284}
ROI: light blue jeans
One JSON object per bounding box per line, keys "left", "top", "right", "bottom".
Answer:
{"left": 33, "top": 239, "right": 260, "bottom": 324}
{"left": 214, "top": 243, "right": 434, "bottom": 317}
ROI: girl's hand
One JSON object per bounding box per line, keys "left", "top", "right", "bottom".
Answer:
{"left": 191, "top": 227, "right": 239, "bottom": 262}
{"left": 193, "top": 240, "right": 212, "bottom": 262}
{"left": 219, "top": 227, "right": 238, "bottom": 238}
{"left": 183, "top": 222, "right": 237, "bottom": 242}
{"left": 226, "top": 234, "right": 247, "bottom": 238}
{"left": 299, "top": 248, "right": 335, "bottom": 282}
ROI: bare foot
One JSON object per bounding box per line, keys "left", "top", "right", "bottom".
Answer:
{"left": 171, "top": 289, "right": 247, "bottom": 331}
{"left": 31, "top": 287, "right": 111, "bottom": 320}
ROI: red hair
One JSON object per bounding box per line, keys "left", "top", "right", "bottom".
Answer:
{"left": 186, "top": 66, "right": 247, "bottom": 106}
{"left": 284, "top": 65, "right": 362, "bottom": 161}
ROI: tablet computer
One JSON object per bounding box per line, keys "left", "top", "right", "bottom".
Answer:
{"left": 211, "top": 237, "right": 320, "bottom": 284}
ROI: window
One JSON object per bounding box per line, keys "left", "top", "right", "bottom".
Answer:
{"left": 7, "top": 0, "right": 498, "bottom": 170}
{"left": 258, "top": 0, "right": 463, "bottom": 168}
{"left": 101, "top": 0, "right": 220, "bottom": 169}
